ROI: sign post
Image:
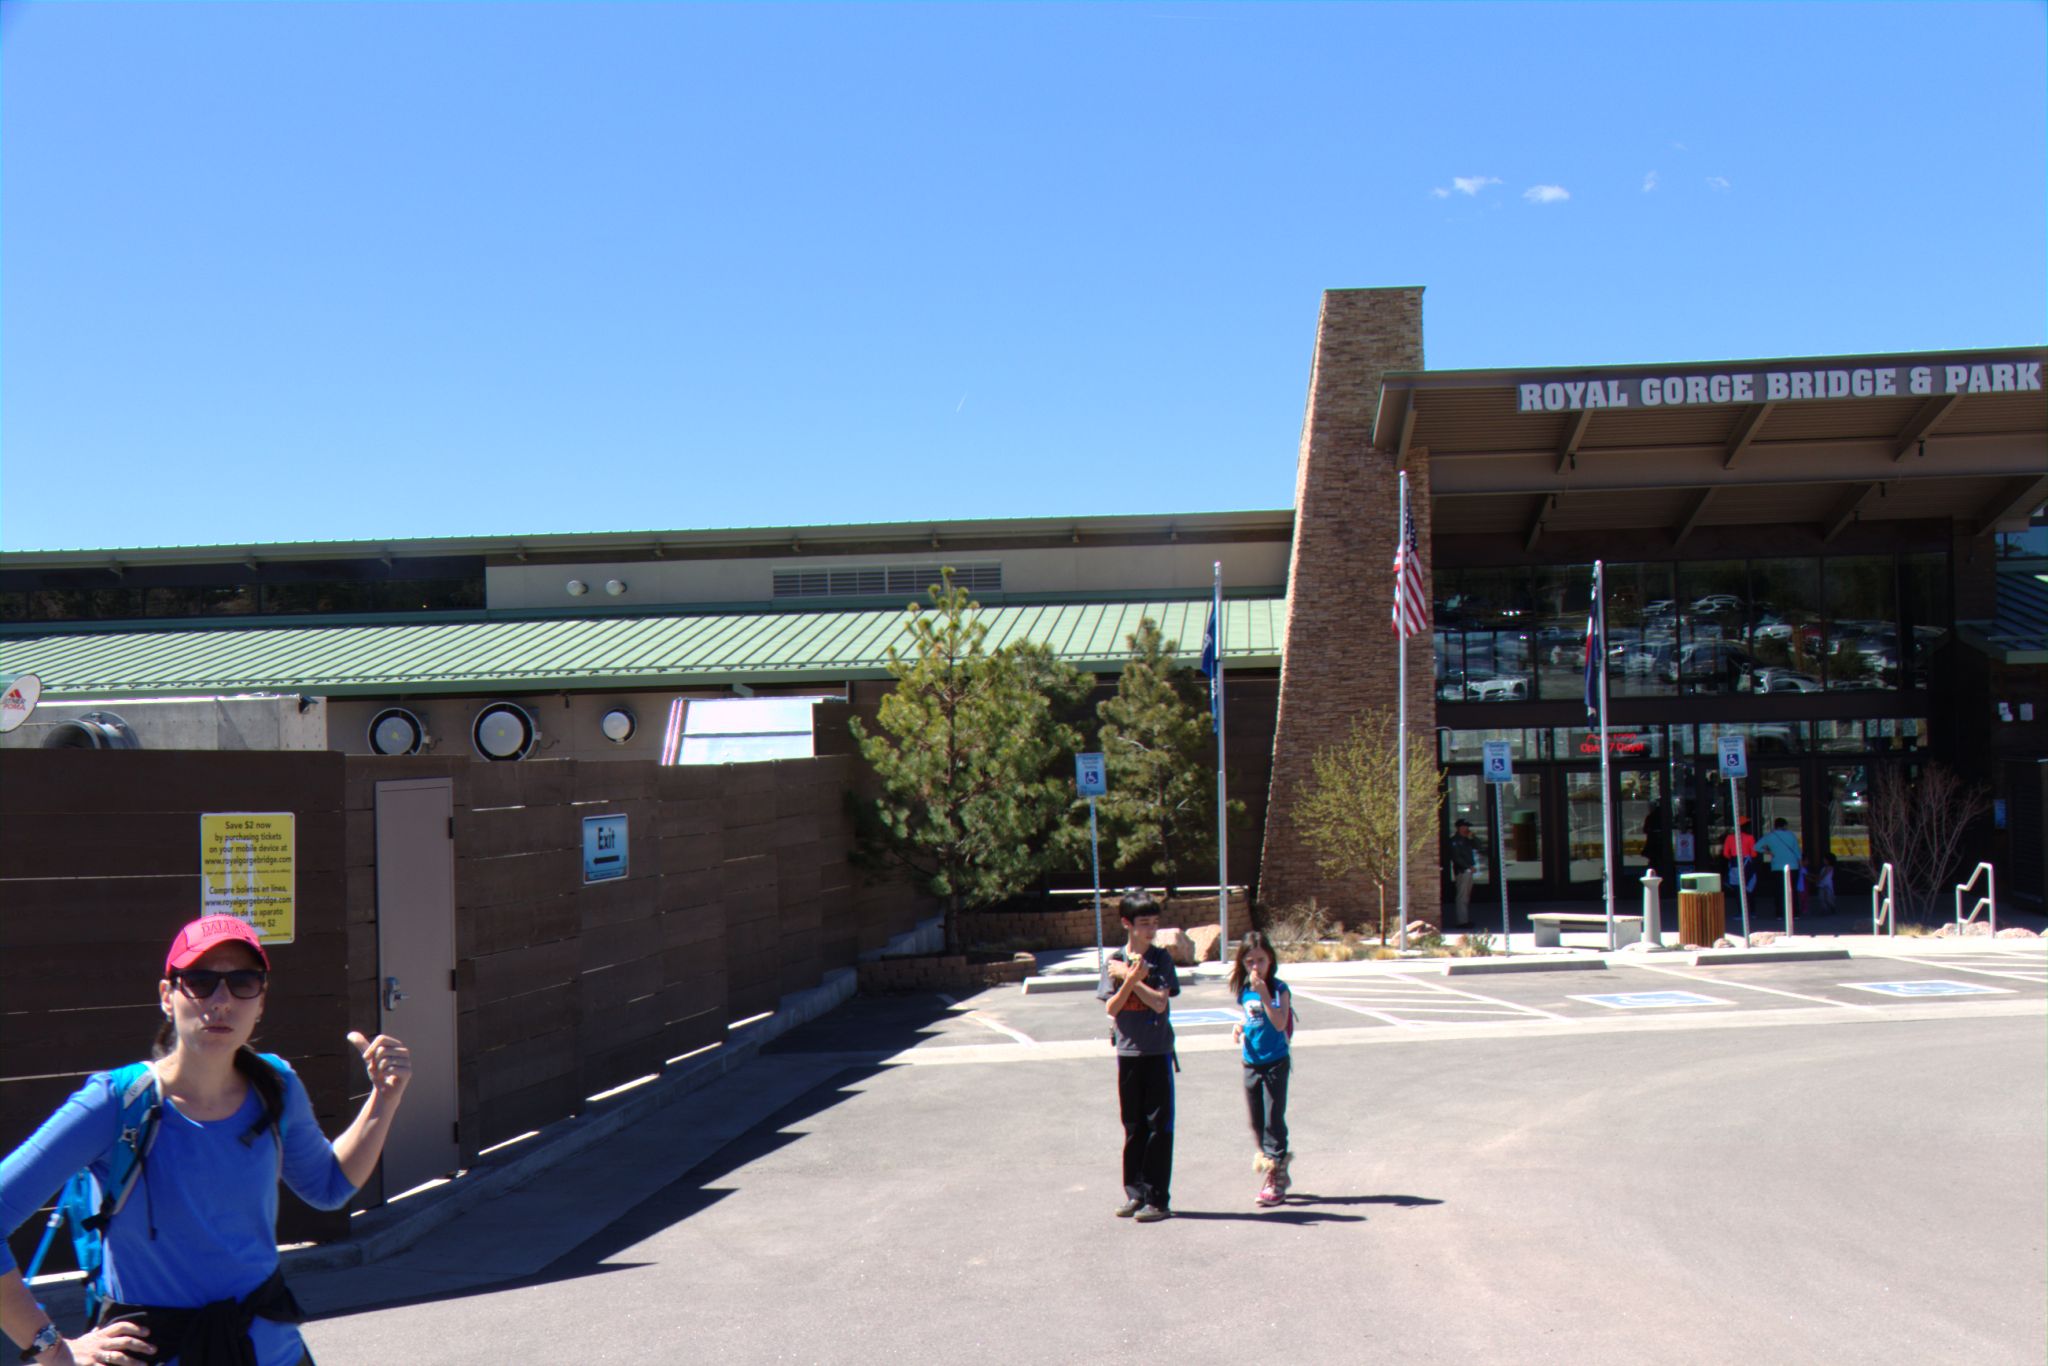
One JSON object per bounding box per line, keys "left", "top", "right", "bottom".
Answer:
{"left": 1076, "top": 753, "right": 1108, "bottom": 968}
{"left": 1482, "top": 741, "right": 1513, "bottom": 956}
{"left": 1719, "top": 733, "right": 1750, "bottom": 941}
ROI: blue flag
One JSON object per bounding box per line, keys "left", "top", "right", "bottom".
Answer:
{"left": 1198, "top": 604, "right": 1221, "bottom": 734}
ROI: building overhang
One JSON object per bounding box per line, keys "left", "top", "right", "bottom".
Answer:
{"left": 1375, "top": 347, "right": 2047, "bottom": 546}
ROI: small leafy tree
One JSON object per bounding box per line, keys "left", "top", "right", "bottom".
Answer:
{"left": 850, "top": 571, "right": 1086, "bottom": 950}
{"left": 1868, "top": 761, "right": 1990, "bottom": 921}
{"left": 1292, "top": 708, "right": 1446, "bottom": 942}
{"left": 1095, "top": 618, "right": 1240, "bottom": 892}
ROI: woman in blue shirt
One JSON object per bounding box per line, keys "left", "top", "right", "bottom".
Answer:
{"left": 1, "top": 916, "right": 413, "bottom": 1366}
{"left": 1228, "top": 931, "right": 1294, "bottom": 1208}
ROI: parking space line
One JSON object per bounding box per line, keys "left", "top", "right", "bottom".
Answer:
{"left": 1289, "top": 989, "right": 1424, "bottom": 1029}
{"left": 935, "top": 993, "right": 1036, "bottom": 1044}
{"left": 1629, "top": 963, "right": 1881, "bottom": 1010}
{"left": 1403, "top": 975, "right": 1568, "bottom": 1021}
{"left": 1873, "top": 953, "right": 2047, "bottom": 984}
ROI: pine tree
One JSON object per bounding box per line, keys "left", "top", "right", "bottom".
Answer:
{"left": 1095, "top": 617, "right": 1237, "bottom": 893}
{"left": 850, "top": 571, "right": 1087, "bottom": 950}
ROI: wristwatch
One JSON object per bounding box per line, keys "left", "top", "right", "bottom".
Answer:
{"left": 18, "top": 1323, "right": 60, "bottom": 1363}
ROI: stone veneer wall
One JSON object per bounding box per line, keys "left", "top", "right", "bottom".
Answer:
{"left": 1258, "top": 287, "right": 1442, "bottom": 927}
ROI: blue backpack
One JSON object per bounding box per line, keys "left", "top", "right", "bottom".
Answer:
{"left": 23, "top": 1055, "right": 288, "bottom": 1320}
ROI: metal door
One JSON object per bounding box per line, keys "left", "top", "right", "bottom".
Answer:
{"left": 373, "top": 778, "right": 460, "bottom": 1194}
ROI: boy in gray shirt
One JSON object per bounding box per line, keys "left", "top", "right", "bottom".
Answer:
{"left": 1097, "top": 891, "right": 1180, "bottom": 1221}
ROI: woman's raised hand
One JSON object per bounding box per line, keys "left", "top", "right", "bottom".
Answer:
{"left": 346, "top": 1031, "right": 412, "bottom": 1100}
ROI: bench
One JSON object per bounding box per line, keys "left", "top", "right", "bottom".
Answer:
{"left": 1527, "top": 912, "right": 1644, "bottom": 949}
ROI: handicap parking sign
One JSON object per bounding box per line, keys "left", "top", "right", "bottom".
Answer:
{"left": 1482, "top": 740, "right": 1513, "bottom": 783}
{"left": 1842, "top": 979, "right": 2008, "bottom": 998}
{"left": 1718, "top": 734, "right": 1747, "bottom": 778}
{"left": 1571, "top": 991, "right": 1731, "bottom": 1010}
{"left": 1075, "top": 753, "right": 1107, "bottom": 796}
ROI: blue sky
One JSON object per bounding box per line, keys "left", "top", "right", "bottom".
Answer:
{"left": 3, "top": 2, "right": 2042, "bottom": 552}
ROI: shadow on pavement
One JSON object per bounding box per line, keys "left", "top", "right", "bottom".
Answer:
{"left": 304, "top": 993, "right": 967, "bottom": 1320}
{"left": 1170, "top": 1194, "right": 1441, "bottom": 1226}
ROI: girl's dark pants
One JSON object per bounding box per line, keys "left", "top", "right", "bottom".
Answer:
{"left": 1243, "top": 1056, "right": 1290, "bottom": 1160}
{"left": 1117, "top": 1053, "right": 1174, "bottom": 1208}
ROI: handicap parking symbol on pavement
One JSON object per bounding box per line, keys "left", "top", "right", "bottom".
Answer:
{"left": 1841, "top": 979, "right": 2010, "bottom": 998}
{"left": 1570, "top": 991, "right": 1732, "bottom": 1010}
{"left": 1170, "top": 1008, "right": 1245, "bottom": 1026}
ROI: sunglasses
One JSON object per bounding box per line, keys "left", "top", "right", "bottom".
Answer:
{"left": 173, "top": 968, "right": 269, "bottom": 1000}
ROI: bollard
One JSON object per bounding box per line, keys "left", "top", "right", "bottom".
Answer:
{"left": 1782, "top": 865, "right": 1794, "bottom": 936}
{"left": 1639, "top": 870, "right": 1662, "bottom": 949}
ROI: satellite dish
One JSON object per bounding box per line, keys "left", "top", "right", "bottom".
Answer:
{"left": 0, "top": 673, "right": 41, "bottom": 734}
{"left": 368, "top": 707, "right": 429, "bottom": 756}
{"left": 43, "top": 710, "right": 140, "bottom": 749}
{"left": 472, "top": 701, "right": 538, "bottom": 761}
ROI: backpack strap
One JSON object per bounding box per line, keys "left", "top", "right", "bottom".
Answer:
{"left": 87, "top": 1061, "right": 165, "bottom": 1229}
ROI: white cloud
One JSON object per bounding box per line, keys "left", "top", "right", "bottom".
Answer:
{"left": 1451, "top": 175, "right": 1502, "bottom": 196}
{"left": 1523, "top": 184, "right": 1570, "bottom": 204}
{"left": 1642, "top": 170, "right": 1659, "bottom": 192}
{"left": 1706, "top": 176, "right": 1731, "bottom": 191}
{"left": 1429, "top": 186, "right": 1451, "bottom": 199}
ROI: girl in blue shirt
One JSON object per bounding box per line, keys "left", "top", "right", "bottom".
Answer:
{"left": 1, "top": 916, "right": 414, "bottom": 1366}
{"left": 1228, "top": 931, "right": 1293, "bottom": 1208}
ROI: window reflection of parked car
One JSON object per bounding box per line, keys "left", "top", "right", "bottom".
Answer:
{"left": 1754, "top": 668, "right": 1822, "bottom": 693}
{"left": 1464, "top": 674, "right": 1529, "bottom": 701}
{"left": 1689, "top": 593, "right": 1744, "bottom": 615}
{"left": 1662, "top": 641, "right": 1756, "bottom": 689}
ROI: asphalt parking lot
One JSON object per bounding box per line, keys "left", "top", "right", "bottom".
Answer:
{"left": 298, "top": 942, "right": 2047, "bottom": 1366}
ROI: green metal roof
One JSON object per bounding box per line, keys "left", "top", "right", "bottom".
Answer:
{"left": 1, "top": 598, "right": 1287, "bottom": 699}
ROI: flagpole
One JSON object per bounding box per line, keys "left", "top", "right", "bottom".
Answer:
{"left": 1396, "top": 471, "right": 1410, "bottom": 952}
{"left": 1213, "top": 560, "right": 1229, "bottom": 961}
{"left": 1597, "top": 559, "right": 1617, "bottom": 948}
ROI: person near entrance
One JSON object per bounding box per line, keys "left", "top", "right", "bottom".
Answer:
{"left": 1755, "top": 818, "right": 1803, "bottom": 918}
{"left": 1098, "top": 892, "right": 1179, "bottom": 1223}
{"left": 1447, "top": 819, "right": 1480, "bottom": 927}
{"left": 0, "top": 915, "right": 413, "bottom": 1366}
{"left": 1722, "top": 818, "right": 1758, "bottom": 897}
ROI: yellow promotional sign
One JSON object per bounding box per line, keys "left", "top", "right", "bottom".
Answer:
{"left": 199, "top": 812, "right": 296, "bottom": 944}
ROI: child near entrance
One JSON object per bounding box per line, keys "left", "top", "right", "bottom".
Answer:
{"left": 1228, "top": 931, "right": 1294, "bottom": 1207}
{"left": 1097, "top": 892, "right": 1179, "bottom": 1223}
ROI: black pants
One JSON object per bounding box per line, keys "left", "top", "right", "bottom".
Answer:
{"left": 1243, "top": 1057, "right": 1291, "bottom": 1159}
{"left": 1117, "top": 1052, "right": 1174, "bottom": 1208}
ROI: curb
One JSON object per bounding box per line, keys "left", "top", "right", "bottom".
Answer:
{"left": 1021, "top": 974, "right": 1099, "bottom": 995}
{"left": 1685, "top": 947, "right": 1852, "bottom": 966}
{"left": 1442, "top": 956, "right": 1610, "bottom": 976}
{"left": 280, "top": 966, "right": 859, "bottom": 1276}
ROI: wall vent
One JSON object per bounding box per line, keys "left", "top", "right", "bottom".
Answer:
{"left": 772, "top": 563, "right": 1001, "bottom": 599}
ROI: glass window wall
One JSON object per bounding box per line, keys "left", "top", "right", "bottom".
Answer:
{"left": 1824, "top": 557, "right": 1897, "bottom": 691}
{"left": 1530, "top": 564, "right": 1592, "bottom": 701}
{"left": 1749, "top": 559, "right": 1826, "bottom": 693}
{"left": 1675, "top": 560, "right": 1753, "bottom": 695}
{"left": 1604, "top": 563, "right": 1677, "bottom": 699}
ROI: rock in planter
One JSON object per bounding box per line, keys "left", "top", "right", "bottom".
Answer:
{"left": 1996, "top": 926, "right": 2040, "bottom": 939}
{"left": 1153, "top": 928, "right": 1196, "bottom": 966}
{"left": 1184, "top": 925, "right": 1223, "bottom": 963}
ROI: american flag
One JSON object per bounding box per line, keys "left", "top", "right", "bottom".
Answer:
{"left": 1392, "top": 499, "right": 1430, "bottom": 638}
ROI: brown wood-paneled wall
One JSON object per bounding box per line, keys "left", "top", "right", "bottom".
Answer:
{"left": 6, "top": 748, "right": 922, "bottom": 1259}
{"left": 1, "top": 749, "right": 353, "bottom": 1266}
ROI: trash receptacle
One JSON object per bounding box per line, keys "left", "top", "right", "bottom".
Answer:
{"left": 1678, "top": 885, "right": 1726, "bottom": 945}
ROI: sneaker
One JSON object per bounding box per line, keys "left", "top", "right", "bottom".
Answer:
{"left": 1133, "top": 1204, "right": 1171, "bottom": 1223}
{"left": 1272, "top": 1154, "right": 1292, "bottom": 1194}
{"left": 1114, "top": 1198, "right": 1144, "bottom": 1218}
{"left": 1256, "top": 1180, "right": 1281, "bottom": 1207}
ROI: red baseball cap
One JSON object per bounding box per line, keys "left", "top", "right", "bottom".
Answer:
{"left": 164, "top": 916, "right": 271, "bottom": 974}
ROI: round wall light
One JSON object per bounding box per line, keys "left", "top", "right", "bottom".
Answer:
{"left": 566, "top": 579, "right": 589, "bottom": 596}
{"left": 604, "top": 579, "right": 627, "bottom": 596}
{"left": 367, "top": 707, "right": 428, "bottom": 756}
{"left": 472, "top": 701, "right": 539, "bottom": 761}
{"left": 599, "top": 707, "right": 636, "bottom": 744}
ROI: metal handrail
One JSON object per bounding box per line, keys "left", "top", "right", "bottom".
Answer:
{"left": 1954, "top": 862, "right": 1997, "bottom": 936}
{"left": 1871, "top": 862, "right": 1896, "bottom": 937}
